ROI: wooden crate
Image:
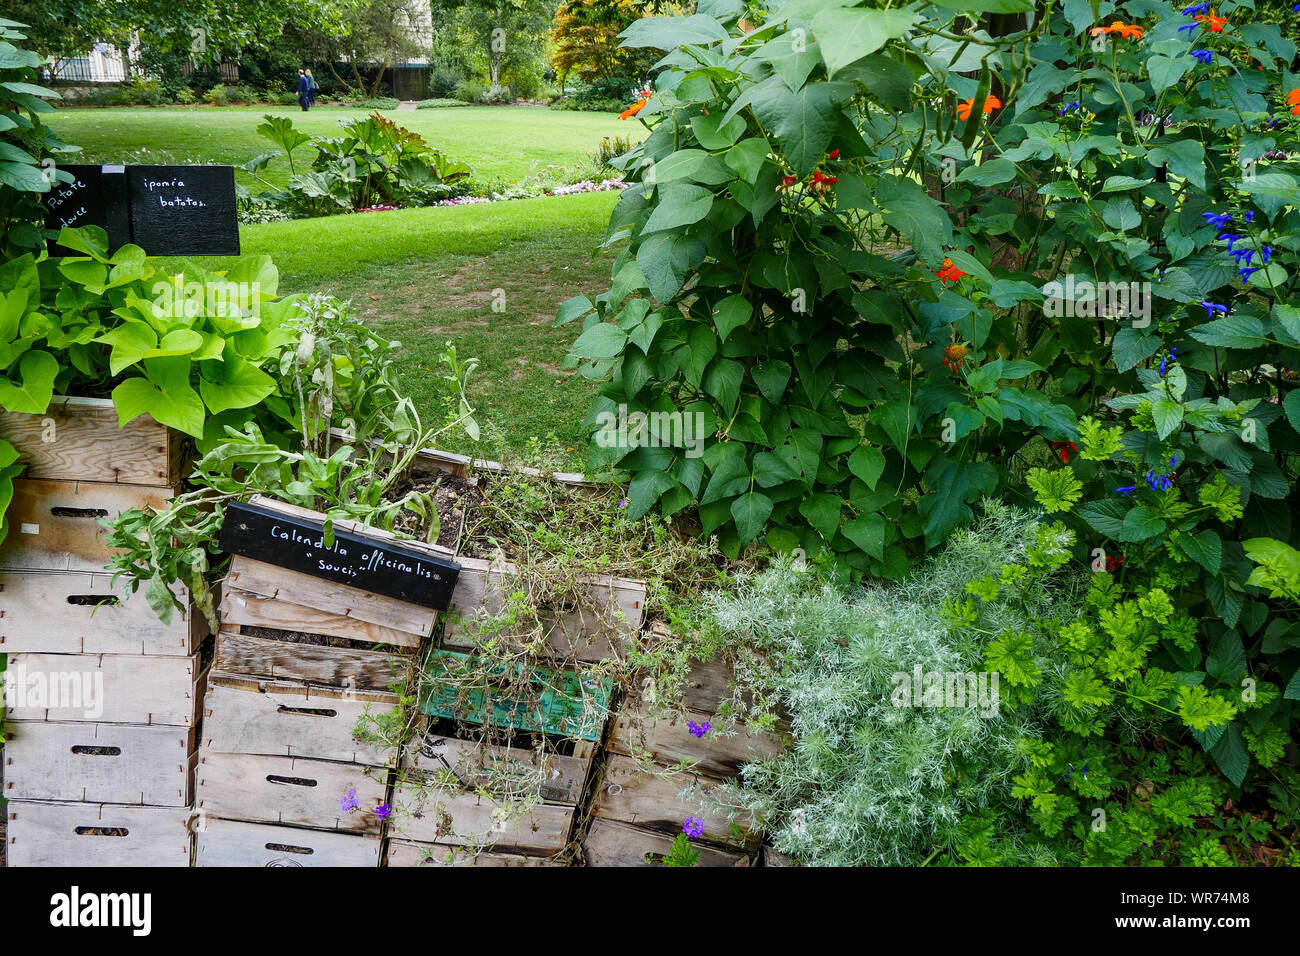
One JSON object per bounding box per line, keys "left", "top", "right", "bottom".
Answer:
{"left": 583, "top": 819, "right": 752, "bottom": 868}
{"left": 607, "top": 703, "right": 788, "bottom": 781}
{"left": 442, "top": 556, "right": 646, "bottom": 663}
{"left": 5, "top": 800, "right": 192, "bottom": 867}
{"left": 195, "top": 751, "right": 389, "bottom": 835}
{"left": 214, "top": 630, "right": 414, "bottom": 692}
{"left": 4, "top": 652, "right": 204, "bottom": 726}
{"left": 386, "top": 840, "right": 562, "bottom": 867}
{"left": 221, "top": 555, "right": 434, "bottom": 648}
{"left": 0, "top": 569, "right": 205, "bottom": 655}
{"left": 388, "top": 786, "right": 574, "bottom": 854}
{"left": 403, "top": 721, "right": 593, "bottom": 806}
{"left": 0, "top": 396, "right": 184, "bottom": 486}
{"left": 3, "top": 720, "right": 194, "bottom": 806}
{"left": 195, "top": 817, "right": 382, "bottom": 867}
{"left": 591, "top": 754, "right": 759, "bottom": 850}
{"left": 201, "top": 672, "right": 401, "bottom": 767}
{"left": 0, "top": 478, "right": 175, "bottom": 572}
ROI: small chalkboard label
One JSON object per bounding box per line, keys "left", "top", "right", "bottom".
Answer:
{"left": 219, "top": 501, "right": 460, "bottom": 610}
{"left": 127, "top": 165, "right": 239, "bottom": 256}
{"left": 43, "top": 163, "right": 239, "bottom": 257}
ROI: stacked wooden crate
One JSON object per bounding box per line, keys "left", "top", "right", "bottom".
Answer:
{"left": 385, "top": 650, "right": 612, "bottom": 866}
{"left": 194, "top": 496, "right": 455, "bottom": 867}
{"left": 1, "top": 397, "right": 203, "bottom": 867}
{"left": 583, "top": 635, "right": 787, "bottom": 867}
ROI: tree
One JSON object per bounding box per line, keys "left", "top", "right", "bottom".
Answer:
{"left": 294, "top": 0, "right": 428, "bottom": 97}
{"left": 430, "top": 0, "right": 555, "bottom": 94}
{"left": 550, "top": 0, "right": 653, "bottom": 91}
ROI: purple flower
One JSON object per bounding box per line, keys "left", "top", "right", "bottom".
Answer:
{"left": 1198, "top": 301, "right": 1227, "bottom": 319}
{"left": 1117, "top": 485, "right": 1138, "bottom": 497}
{"left": 1244, "top": 211, "right": 1255, "bottom": 223}
{"left": 1059, "top": 100, "right": 1081, "bottom": 115}
{"left": 1201, "top": 212, "right": 1231, "bottom": 229}
{"left": 341, "top": 788, "right": 360, "bottom": 813}
{"left": 1178, "top": 22, "right": 1199, "bottom": 34}
{"left": 682, "top": 817, "right": 705, "bottom": 838}
{"left": 688, "top": 720, "right": 711, "bottom": 739}
{"left": 1231, "top": 248, "right": 1254, "bottom": 267}
{"left": 1294, "top": 3, "right": 1300, "bottom": 11}
{"left": 617, "top": 499, "right": 628, "bottom": 509}
{"left": 1183, "top": 2, "right": 1210, "bottom": 13}
{"left": 1146, "top": 471, "right": 1173, "bottom": 492}
{"left": 1220, "top": 233, "right": 1242, "bottom": 251}
{"left": 1159, "top": 348, "right": 1178, "bottom": 376}
{"left": 1191, "top": 49, "right": 1213, "bottom": 66}
{"left": 1239, "top": 266, "right": 1261, "bottom": 283}
{"left": 374, "top": 803, "right": 392, "bottom": 820}
{"left": 1262, "top": 245, "right": 1273, "bottom": 264}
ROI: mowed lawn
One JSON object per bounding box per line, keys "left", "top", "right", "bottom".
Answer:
{"left": 48, "top": 106, "right": 631, "bottom": 464}
{"left": 49, "top": 104, "right": 630, "bottom": 187}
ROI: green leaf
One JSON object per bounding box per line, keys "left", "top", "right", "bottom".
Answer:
{"left": 731, "top": 491, "right": 773, "bottom": 544}
{"left": 703, "top": 358, "right": 744, "bottom": 412}
{"left": 556, "top": 295, "right": 594, "bottom": 326}
{"left": 1188, "top": 316, "right": 1267, "bottom": 349}
{"left": 842, "top": 512, "right": 887, "bottom": 559}
{"left": 847, "top": 445, "right": 885, "bottom": 490}
{"left": 0, "top": 348, "right": 55, "bottom": 413}
{"left": 875, "top": 175, "right": 951, "bottom": 265}
{"left": 1147, "top": 54, "right": 1192, "bottom": 95}
{"left": 621, "top": 14, "right": 730, "bottom": 48}
{"left": 1177, "top": 530, "right": 1222, "bottom": 575}
{"left": 1118, "top": 506, "right": 1166, "bottom": 542}
{"left": 748, "top": 79, "right": 853, "bottom": 177}
{"left": 811, "top": 4, "right": 918, "bottom": 78}
{"left": 570, "top": 322, "right": 627, "bottom": 359}
{"left": 1209, "top": 723, "right": 1249, "bottom": 787}
{"left": 642, "top": 183, "right": 714, "bottom": 234}
{"left": 752, "top": 360, "right": 791, "bottom": 404}
{"left": 1146, "top": 139, "right": 1206, "bottom": 190}
{"left": 199, "top": 355, "right": 276, "bottom": 414}
{"left": 691, "top": 111, "right": 747, "bottom": 150}
{"left": 919, "top": 457, "right": 997, "bottom": 548}
{"left": 799, "top": 492, "right": 841, "bottom": 540}
{"left": 111, "top": 361, "right": 205, "bottom": 438}
{"left": 712, "top": 294, "right": 752, "bottom": 342}
{"left": 1151, "top": 398, "right": 1184, "bottom": 439}
{"left": 724, "top": 138, "right": 770, "bottom": 184}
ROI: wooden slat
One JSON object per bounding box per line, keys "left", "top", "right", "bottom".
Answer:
{"left": 0, "top": 569, "right": 203, "bottom": 655}
{"left": 5, "top": 800, "right": 192, "bottom": 867}
{"left": 388, "top": 785, "right": 574, "bottom": 853}
{"left": 3, "top": 720, "right": 193, "bottom": 806}
{"left": 763, "top": 846, "right": 795, "bottom": 867}
{"left": 5, "top": 652, "right": 202, "bottom": 726}
{"left": 223, "top": 555, "right": 435, "bottom": 640}
{"left": 582, "top": 819, "right": 752, "bottom": 867}
{"left": 202, "top": 673, "right": 401, "bottom": 766}
{"left": 591, "top": 754, "right": 758, "bottom": 848}
{"left": 405, "top": 724, "right": 592, "bottom": 806}
{"left": 196, "top": 751, "right": 389, "bottom": 834}
{"left": 214, "top": 631, "right": 414, "bottom": 691}
{"left": 0, "top": 396, "right": 182, "bottom": 485}
{"left": 607, "top": 704, "right": 788, "bottom": 781}
{"left": 195, "top": 818, "right": 382, "bottom": 867}
{"left": 220, "top": 586, "right": 422, "bottom": 648}
{"left": 386, "top": 840, "right": 561, "bottom": 867}
{"left": 0, "top": 478, "right": 175, "bottom": 572}
{"left": 442, "top": 556, "right": 646, "bottom": 662}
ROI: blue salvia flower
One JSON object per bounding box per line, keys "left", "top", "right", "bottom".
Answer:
{"left": 1262, "top": 245, "right": 1273, "bottom": 264}
{"left": 1220, "top": 233, "right": 1242, "bottom": 251}
{"left": 1294, "top": 2, "right": 1300, "bottom": 11}
{"left": 1059, "top": 100, "right": 1081, "bottom": 115}
{"left": 1198, "top": 301, "right": 1228, "bottom": 319}
{"left": 1117, "top": 485, "right": 1138, "bottom": 497}
{"left": 1231, "top": 248, "right": 1254, "bottom": 266}
{"left": 1244, "top": 211, "right": 1255, "bottom": 223}
{"left": 1184, "top": 2, "right": 1210, "bottom": 13}
{"left": 1159, "top": 347, "right": 1178, "bottom": 376}
{"left": 1201, "top": 211, "right": 1231, "bottom": 229}
{"left": 1191, "top": 49, "right": 1213, "bottom": 65}
{"left": 1146, "top": 471, "right": 1173, "bottom": 492}
{"left": 1239, "top": 266, "right": 1260, "bottom": 283}
{"left": 1178, "top": 21, "right": 1199, "bottom": 33}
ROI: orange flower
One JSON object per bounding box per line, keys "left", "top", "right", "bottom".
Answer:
{"left": 1287, "top": 88, "right": 1300, "bottom": 105}
{"left": 942, "top": 342, "right": 970, "bottom": 373}
{"left": 934, "top": 257, "right": 967, "bottom": 283}
{"left": 1194, "top": 10, "right": 1226, "bottom": 32}
{"left": 1090, "top": 21, "right": 1144, "bottom": 39}
{"left": 956, "top": 94, "right": 1001, "bottom": 121}
{"left": 619, "top": 97, "right": 648, "bottom": 120}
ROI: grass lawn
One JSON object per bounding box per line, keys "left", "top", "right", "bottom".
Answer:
{"left": 55, "top": 105, "right": 630, "bottom": 465}
{"left": 49, "top": 104, "right": 631, "bottom": 187}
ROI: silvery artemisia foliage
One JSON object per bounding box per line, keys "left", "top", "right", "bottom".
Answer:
{"left": 704, "top": 502, "right": 1085, "bottom": 866}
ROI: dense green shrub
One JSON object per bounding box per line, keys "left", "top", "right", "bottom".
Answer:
{"left": 453, "top": 78, "right": 485, "bottom": 103}
{"left": 427, "top": 66, "right": 463, "bottom": 99}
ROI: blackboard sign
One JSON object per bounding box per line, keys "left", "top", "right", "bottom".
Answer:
{"left": 44, "top": 164, "right": 240, "bottom": 257}
{"left": 219, "top": 500, "right": 460, "bottom": 611}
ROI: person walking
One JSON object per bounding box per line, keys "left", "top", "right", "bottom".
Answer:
{"left": 305, "top": 69, "right": 318, "bottom": 106}
{"left": 296, "top": 69, "right": 310, "bottom": 111}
